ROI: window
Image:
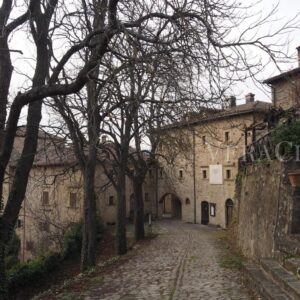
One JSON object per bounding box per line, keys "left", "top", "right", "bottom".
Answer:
{"left": 202, "top": 136, "right": 206, "bottom": 145}
{"left": 108, "top": 195, "right": 115, "bottom": 206}
{"left": 145, "top": 193, "right": 149, "bottom": 202}
{"left": 210, "top": 203, "right": 216, "bottom": 217}
{"left": 202, "top": 170, "right": 207, "bottom": 179}
{"left": 26, "top": 240, "right": 35, "bottom": 251}
{"left": 42, "top": 191, "right": 49, "bottom": 206}
{"left": 226, "top": 169, "right": 231, "bottom": 179}
{"left": 69, "top": 192, "right": 77, "bottom": 208}
{"left": 179, "top": 170, "right": 183, "bottom": 179}
{"left": 17, "top": 219, "right": 22, "bottom": 228}
{"left": 159, "top": 168, "right": 163, "bottom": 179}
{"left": 185, "top": 198, "right": 190, "bottom": 205}
{"left": 225, "top": 131, "right": 230, "bottom": 142}
{"left": 39, "top": 222, "right": 49, "bottom": 232}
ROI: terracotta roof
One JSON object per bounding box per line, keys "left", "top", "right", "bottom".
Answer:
{"left": 161, "top": 101, "right": 272, "bottom": 130}
{"left": 263, "top": 67, "right": 300, "bottom": 84}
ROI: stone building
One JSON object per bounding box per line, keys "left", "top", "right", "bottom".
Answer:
{"left": 234, "top": 46, "right": 300, "bottom": 260}
{"left": 154, "top": 97, "right": 272, "bottom": 228}
{"left": 3, "top": 129, "right": 153, "bottom": 261}
{"left": 263, "top": 46, "right": 300, "bottom": 110}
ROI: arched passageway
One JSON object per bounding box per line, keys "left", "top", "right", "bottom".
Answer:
{"left": 159, "top": 193, "right": 182, "bottom": 219}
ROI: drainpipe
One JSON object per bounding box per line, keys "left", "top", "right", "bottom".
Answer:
{"left": 22, "top": 197, "right": 26, "bottom": 262}
{"left": 193, "top": 129, "right": 197, "bottom": 224}
{"left": 155, "top": 165, "right": 159, "bottom": 218}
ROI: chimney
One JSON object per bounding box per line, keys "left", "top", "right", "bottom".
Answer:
{"left": 101, "top": 135, "right": 107, "bottom": 143}
{"left": 229, "top": 96, "right": 236, "bottom": 108}
{"left": 245, "top": 93, "right": 255, "bottom": 103}
{"left": 297, "top": 46, "right": 300, "bottom": 67}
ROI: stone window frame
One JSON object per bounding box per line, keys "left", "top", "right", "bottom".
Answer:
{"left": 226, "top": 169, "right": 232, "bottom": 179}
{"left": 224, "top": 131, "right": 230, "bottom": 142}
{"left": 159, "top": 168, "right": 164, "bottom": 179}
{"left": 69, "top": 191, "right": 78, "bottom": 209}
{"left": 39, "top": 221, "right": 50, "bottom": 232}
{"left": 179, "top": 169, "right": 183, "bottom": 180}
{"left": 41, "top": 190, "right": 50, "bottom": 206}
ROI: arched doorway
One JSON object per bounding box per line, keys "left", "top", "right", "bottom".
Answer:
{"left": 201, "top": 201, "right": 209, "bottom": 225}
{"left": 225, "top": 198, "right": 234, "bottom": 227}
{"left": 159, "top": 193, "right": 182, "bottom": 219}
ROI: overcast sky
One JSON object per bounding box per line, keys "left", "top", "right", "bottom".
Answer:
{"left": 1, "top": 0, "right": 300, "bottom": 107}
{"left": 237, "top": 0, "right": 300, "bottom": 103}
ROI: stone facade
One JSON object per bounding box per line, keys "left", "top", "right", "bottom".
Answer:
{"left": 264, "top": 47, "right": 300, "bottom": 110}
{"left": 155, "top": 101, "right": 271, "bottom": 228}
{"left": 3, "top": 132, "right": 153, "bottom": 261}
{"left": 235, "top": 159, "right": 300, "bottom": 261}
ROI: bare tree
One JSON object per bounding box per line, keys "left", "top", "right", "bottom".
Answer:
{"left": 0, "top": 1, "right": 298, "bottom": 297}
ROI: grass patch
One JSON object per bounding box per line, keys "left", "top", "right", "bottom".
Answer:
{"left": 219, "top": 252, "right": 244, "bottom": 270}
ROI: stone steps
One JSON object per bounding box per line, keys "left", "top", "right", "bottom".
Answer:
{"left": 244, "top": 258, "right": 300, "bottom": 300}
{"left": 261, "top": 258, "right": 300, "bottom": 300}
{"left": 244, "top": 263, "right": 292, "bottom": 300}
{"left": 283, "top": 257, "right": 300, "bottom": 278}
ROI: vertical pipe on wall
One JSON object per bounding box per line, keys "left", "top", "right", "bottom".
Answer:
{"left": 193, "top": 129, "right": 197, "bottom": 224}
{"left": 22, "top": 197, "right": 26, "bottom": 262}
{"left": 155, "top": 165, "right": 158, "bottom": 218}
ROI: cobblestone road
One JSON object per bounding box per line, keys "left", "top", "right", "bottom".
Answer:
{"left": 82, "top": 220, "right": 251, "bottom": 300}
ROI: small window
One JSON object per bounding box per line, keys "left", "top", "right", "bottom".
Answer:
{"left": 185, "top": 198, "right": 190, "bottom": 205}
{"left": 145, "top": 193, "right": 149, "bottom": 202}
{"left": 210, "top": 203, "right": 216, "bottom": 217}
{"left": 39, "top": 222, "right": 49, "bottom": 232}
{"left": 69, "top": 192, "right": 77, "bottom": 208}
{"left": 225, "top": 131, "right": 230, "bottom": 142}
{"left": 42, "top": 191, "right": 49, "bottom": 206}
{"left": 17, "top": 219, "right": 22, "bottom": 228}
{"left": 26, "top": 240, "right": 35, "bottom": 251}
{"left": 202, "top": 170, "right": 207, "bottom": 179}
{"left": 226, "top": 169, "right": 231, "bottom": 179}
{"left": 202, "top": 136, "right": 206, "bottom": 145}
{"left": 159, "top": 168, "right": 163, "bottom": 179}
{"left": 179, "top": 170, "right": 183, "bottom": 179}
{"left": 108, "top": 195, "right": 115, "bottom": 206}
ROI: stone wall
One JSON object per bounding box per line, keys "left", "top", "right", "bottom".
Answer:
{"left": 235, "top": 160, "right": 300, "bottom": 261}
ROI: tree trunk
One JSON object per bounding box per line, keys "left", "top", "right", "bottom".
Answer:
{"left": 0, "top": 36, "right": 12, "bottom": 149}
{"left": 0, "top": 5, "right": 50, "bottom": 296}
{"left": 116, "top": 165, "right": 127, "bottom": 255}
{"left": 0, "top": 100, "right": 42, "bottom": 299}
{"left": 133, "top": 176, "right": 145, "bottom": 241}
{"left": 0, "top": 243, "right": 8, "bottom": 299}
{"left": 81, "top": 159, "right": 97, "bottom": 271}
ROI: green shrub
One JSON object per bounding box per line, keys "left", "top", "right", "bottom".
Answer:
{"left": 5, "top": 231, "right": 20, "bottom": 271}
{"left": 7, "top": 252, "right": 62, "bottom": 289}
{"left": 5, "top": 255, "right": 20, "bottom": 271}
{"left": 271, "top": 120, "right": 300, "bottom": 157}
{"left": 62, "top": 221, "right": 83, "bottom": 259}
{"left": 62, "top": 217, "right": 104, "bottom": 260}
{"left": 7, "top": 217, "right": 104, "bottom": 292}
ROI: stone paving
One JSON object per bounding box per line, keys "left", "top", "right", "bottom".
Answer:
{"left": 79, "top": 220, "right": 251, "bottom": 300}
